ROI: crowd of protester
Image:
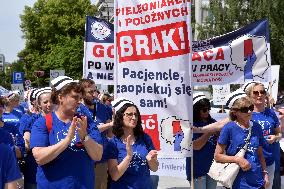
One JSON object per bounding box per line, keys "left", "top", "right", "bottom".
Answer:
{"left": 0, "top": 76, "right": 283, "bottom": 189}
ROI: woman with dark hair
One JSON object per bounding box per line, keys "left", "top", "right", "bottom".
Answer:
{"left": 30, "top": 76, "right": 103, "bottom": 189}
{"left": 186, "top": 92, "right": 217, "bottom": 189}
{"left": 106, "top": 98, "right": 159, "bottom": 189}
{"left": 215, "top": 90, "right": 268, "bottom": 189}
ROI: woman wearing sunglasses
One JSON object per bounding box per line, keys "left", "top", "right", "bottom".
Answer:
{"left": 215, "top": 90, "right": 269, "bottom": 189}
{"left": 186, "top": 92, "right": 218, "bottom": 189}
{"left": 106, "top": 98, "right": 158, "bottom": 189}
{"left": 244, "top": 82, "right": 282, "bottom": 189}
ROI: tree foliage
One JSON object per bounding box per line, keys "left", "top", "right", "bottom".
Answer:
{"left": 19, "top": 0, "right": 96, "bottom": 87}
{"left": 197, "top": 0, "right": 284, "bottom": 90}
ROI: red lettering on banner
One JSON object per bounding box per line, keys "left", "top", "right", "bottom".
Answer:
{"left": 117, "top": 22, "right": 190, "bottom": 63}
{"left": 192, "top": 48, "right": 224, "bottom": 62}
{"left": 141, "top": 114, "right": 160, "bottom": 150}
{"left": 93, "top": 44, "right": 114, "bottom": 58}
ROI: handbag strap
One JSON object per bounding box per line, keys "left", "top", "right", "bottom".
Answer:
{"left": 242, "top": 121, "right": 253, "bottom": 151}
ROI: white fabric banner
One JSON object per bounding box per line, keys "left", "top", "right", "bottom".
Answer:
{"left": 115, "top": 0, "right": 193, "bottom": 158}
{"left": 83, "top": 16, "right": 114, "bottom": 85}
{"left": 192, "top": 19, "right": 271, "bottom": 85}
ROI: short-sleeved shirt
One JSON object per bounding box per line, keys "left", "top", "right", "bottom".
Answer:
{"left": 30, "top": 111, "right": 103, "bottom": 189}
{"left": 0, "top": 129, "right": 14, "bottom": 148}
{"left": 2, "top": 110, "right": 21, "bottom": 130}
{"left": 0, "top": 143, "right": 22, "bottom": 189}
{"left": 106, "top": 134, "right": 154, "bottom": 189}
{"left": 78, "top": 103, "right": 110, "bottom": 162}
{"left": 218, "top": 121, "right": 265, "bottom": 189}
{"left": 19, "top": 113, "right": 40, "bottom": 135}
{"left": 186, "top": 118, "right": 217, "bottom": 180}
{"left": 252, "top": 108, "right": 280, "bottom": 166}
{"left": 0, "top": 122, "right": 25, "bottom": 157}
{"left": 19, "top": 113, "right": 40, "bottom": 184}
{"left": 94, "top": 99, "right": 112, "bottom": 124}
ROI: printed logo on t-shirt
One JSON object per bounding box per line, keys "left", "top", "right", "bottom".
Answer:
{"left": 56, "top": 130, "right": 85, "bottom": 152}
{"left": 129, "top": 152, "right": 147, "bottom": 172}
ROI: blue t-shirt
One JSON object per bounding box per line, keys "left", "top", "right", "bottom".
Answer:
{"left": 106, "top": 134, "right": 154, "bottom": 189}
{"left": 77, "top": 103, "right": 109, "bottom": 162}
{"left": 0, "top": 122, "right": 25, "bottom": 157}
{"left": 186, "top": 118, "right": 217, "bottom": 180}
{"left": 252, "top": 108, "right": 280, "bottom": 166}
{"left": 94, "top": 99, "right": 112, "bottom": 124}
{"left": 0, "top": 143, "right": 22, "bottom": 189}
{"left": 0, "top": 129, "right": 14, "bottom": 148}
{"left": 2, "top": 110, "right": 21, "bottom": 130}
{"left": 19, "top": 113, "right": 40, "bottom": 135}
{"left": 218, "top": 121, "right": 265, "bottom": 189}
{"left": 19, "top": 113, "right": 40, "bottom": 184}
{"left": 30, "top": 111, "right": 103, "bottom": 189}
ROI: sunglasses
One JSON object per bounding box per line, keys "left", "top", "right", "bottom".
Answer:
{"left": 124, "top": 112, "right": 139, "bottom": 118}
{"left": 252, "top": 90, "right": 266, "bottom": 96}
{"left": 237, "top": 105, "right": 254, "bottom": 113}
{"left": 201, "top": 107, "right": 211, "bottom": 113}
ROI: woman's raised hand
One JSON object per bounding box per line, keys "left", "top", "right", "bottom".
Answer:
{"left": 146, "top": 150, "right": 158, "bottom": 161}
{"left": 125, "top": 135, "right": 133, "bottom": 160}
{"left": 66, "top": 117, "right": 77, "bottom": 142}
{"left": 76, "top": 116, "right": 88, "bottom": 141}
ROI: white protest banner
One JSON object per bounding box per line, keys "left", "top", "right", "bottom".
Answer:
{"left": 212, "top": 84, "right": 230, "bottom": 105}
{"left": 264, "top": 65, "right": 280, "bottom": 103}
{"left": 192, "top": 19, "right": 271, "bottom": 85}
{"left": 153, "top": 158, "right": 186, "bottom": 178}
{"left": 83, "top": 16, "right": 114, "bottom": 85}
{"left": 11, "top": 84, "right": 25, "bottom": 101}
{"left": 115, "top": 0, "right": 193, "bottom": 158}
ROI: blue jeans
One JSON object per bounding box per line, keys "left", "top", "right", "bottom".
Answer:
{"left": 150, "top": 175, "right": 159, "bottom": 189}
{"left": 193, "top": 175, "right": 217, "bottom": 189}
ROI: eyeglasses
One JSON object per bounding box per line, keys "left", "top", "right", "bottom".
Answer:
{"left": 253, "top": 90, "right": 266, "bottom": 96}
{"left": 201, "top": 107, "right": 211, "bottom": 113}
{"left": 237, "top": 105, "right": 254, "bottom": 113}
{"left": 124, "top": 112, "right": 139, "bottom": 119}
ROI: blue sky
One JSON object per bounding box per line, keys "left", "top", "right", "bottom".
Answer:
{"left": 0, "top": 0, "right": 36, "bottom": 63}
{"left": 0, "top": 0, "right": 97, "bottom": 63}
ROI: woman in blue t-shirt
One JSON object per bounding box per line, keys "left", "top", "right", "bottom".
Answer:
{"left": 19, "top": 87, "right": 52, "bottom": 189}
{"left": 107, "top": 98, "right": 159, "bottom": 189}
{"left": 186, "top": 92, "right": 217, "bottom": 189}
{"left": 215, "top": 91, "right": 269, "bottom": 189}
{"left": 244, "top": 82, "right": 282, "bottom": 189}
{"left": 30, "top": 76, "right": 103, "bottom": 189}
{"left": 1, "top": 93, "right": 25, "bottom": 159}
{"left": 0, "top": 143, "right": 22, "bottom": 189}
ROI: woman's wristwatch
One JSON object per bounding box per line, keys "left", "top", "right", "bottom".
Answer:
{"left": 262, "top": 170, "right": 268, "bottom": 175}
{"left": 82, "top": 135, "right": 90, "bottom": 143}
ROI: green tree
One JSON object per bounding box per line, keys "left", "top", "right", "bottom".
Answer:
{"left": 197, "top": 0, "right": 284, "bottom": 90}
{"left": 19, "top": 0, "right": 96, "bottom": 87}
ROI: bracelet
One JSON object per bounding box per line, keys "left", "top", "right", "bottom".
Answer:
{"left": 83, "top": 135, "right": 90, "bottom": 143}
{"left": 262, "top": 170, "right": 268, "bottom": 174}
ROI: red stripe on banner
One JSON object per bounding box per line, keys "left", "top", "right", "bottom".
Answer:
{"left": 141, "top": 114, "right": 161, "bottom": 150}
{"left": 117, "top": 21, "right": 190, "bottom": 63}
{"left": 172, "top": 121, "right": 182, "bottom": 135}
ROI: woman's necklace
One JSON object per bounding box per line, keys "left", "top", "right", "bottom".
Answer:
{"left": 235, "top": 121, "right": 249, "bottom": 129}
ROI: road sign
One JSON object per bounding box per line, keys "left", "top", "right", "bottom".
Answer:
{"left": 12, "top": 72, "right": 24, "bottom": 84}
{"left": 25, "top": 80, "right": 31, "bottom": 86}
